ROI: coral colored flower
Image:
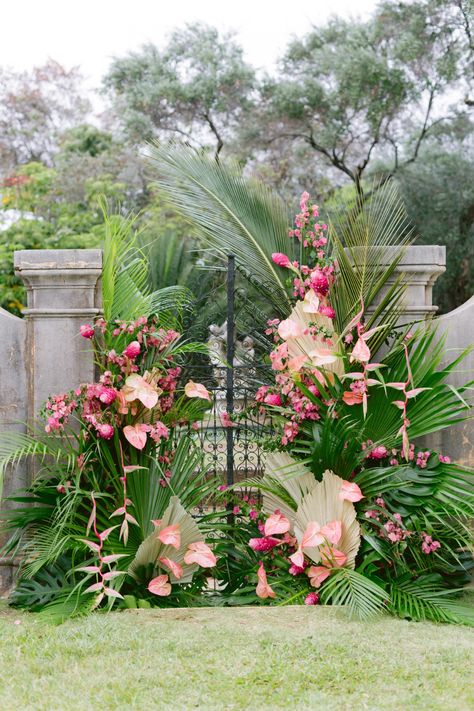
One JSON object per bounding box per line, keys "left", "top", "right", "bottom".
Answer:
{"left": 159, "top": 557, "right": 183, "bottom": 579}
{"left": 320, "top": 520, "right": 342, "bottom": 545}
{"left": 122, "top": 374, "right": 159, "bottom": 409}
{"left": 272, "top": 252, "right": 291, "bottom": 268}
{"left": 184, "top": 541, "right": 217, "bottom": 568}
{"left": 256, "top": 561, "right": 276, "bottom": 599}
{"left": 96, "top": 423, "right": 114, "bottom": 440}
{"left": 264, "top": 511, "right": 291, "bottom": 536}
{"left": 304, "top": 592, "right": 320, "bottom": 605}
{"left": 307, "top": 566, "right": 331, "bottom": 587}
{"left": 148, "top": 574, "right": 172, "bottom": 596}
{"left": 123, "top": 341, "right": 141, "bottom": 359}
{"left": 80, "top": 324, "right": 95, "bottom": 339}
{"left": 343, "top": 390, "right": 364, "bottom": 406}
{"left": 184, "top": 380, "right": 211, "bottom": 401}
{"left": 123, "top": 423, "right": 148, "bottom": 450}
{"left": 158, "top": 524, "right": 181, "bottom": 550}
{"left": 320, "top": 546, "right": 347, "bottom": 567}
{"left": 339, "top": 480, "right": 364, "bottom": 502}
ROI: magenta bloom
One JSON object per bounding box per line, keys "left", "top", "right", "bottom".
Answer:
{"left": 249, "top": 536, "right": 280, "bottom": 552}
{"left": 123, "top": 341, "right": 141, "bottom": 359}
{"left": 80, "top": 324, "right": 95, "bottom": 339}
{"left": 304, "top": 592, "right": 320, "bottom": 605}
{"left": 289, "top": 563, "right": 306, "bottom": 576}
{"left": 264, "top": 392, "right": 282, "bottom": 406}
{"left": 368, "top": 445, "right": 388, "bottom": 460}
{"left": 272, "top": 252, "right": 291, "bottom": 268}
{"left": 96, "top": 423, "right": 114, "bottom": 440}
{"left": 98, "top": 387, "right": 117, "bottom": 405}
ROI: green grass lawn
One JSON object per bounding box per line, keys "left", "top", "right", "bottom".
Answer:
{"left": 1, "top": 600, "right": 473, "bottom": 711}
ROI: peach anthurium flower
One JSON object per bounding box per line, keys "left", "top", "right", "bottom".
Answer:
{"left": 278, "top": 318, "right": 304, "bottom": 340}
{"left": 289, "top": 521, "right": 325, "bottom": 568}
{"left": 183, "top": 541, "right": 217, "bottom": 568}
{"left": 184, "top": 380, "right": 211, "bottom": 401}
{"left": 307, "top": 565, "right": 331, "bottom": 588}
{"left": 320, "top": 545, "right": 347, "bottom": 568}
{"left": 123, "top": 423, "right": 149, "bottom": 450}
{"left": 320, "top": 519, "right": 342, "bottom": 546}
{"left": 302, "top": 289, "right": 320, "bottom": 314}
{"left": 158, "top": 523, "right": 181, "bottom": 550}
{"left": 148, "top": 574, "right": 172, "bottom": 596}
{"left": 159, "top": 557, "right": 183, "bottom": 580}
{"left": 264, "top": 511, "right": 291, "bottom": 536}
{"left": 256, "top": 561, "right": 276, "bottom": 599}
{"left": 122, "top": 374, "right": 159, "bottom": 409}
{"left": 339, "top": 480, "right": 364, "bottom": 502}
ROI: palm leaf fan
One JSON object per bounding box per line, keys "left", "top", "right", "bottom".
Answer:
{"left": 259, "top": 452, "right": 317, "bottom": 521}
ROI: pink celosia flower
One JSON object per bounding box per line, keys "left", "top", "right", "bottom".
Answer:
{"left": 304, "top": 591, "right": 320, "bottom": 605}
{"left": 184, "top": 380, "right": 211, "bottom": 401}
{"left": 256, "top": 561, "right": 276, "bottom": 599}
{"left": 249, "top": 536, "right": 280, "bottom": 552}
{"left": 148, "top": 574, "right": 172, "bottom": 596}
{"left": 184, "top": 541, "right": 217, "bottom": 568}
{"left": 307, "top": 565, "right": 331, "bottom": 587}
{"left": 123, "top": 423, "right": 148, "bottom": 450}
{"left": 264, "top": 511, "right": 291, "bottom": 536}
{"left": 80, "top": 324, "right": 95, "bottom": 339}
{"left": 122, "top": 374, "right": 159, "bottom": 409}
{"left": 96, "top": 423, "right": 114, "bottom": 440}
{"left": 158, "top": 524, "right": 181, "bottom": 550}
{"left": 272, "top": 252, "right": 291, "bottom": 268}
{"left": 159, "top": 557, "right": 183, "bottom": 579}
{"left": 123, "top": 341, "right": 141, "bottom": 359}
{"left": 339, "top": 480, "right": 364, "bottom": 502}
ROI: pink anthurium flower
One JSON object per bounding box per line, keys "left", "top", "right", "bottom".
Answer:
{"left": 184, "top": 380, "right": 211, "bottom": 401}
{"left": 256, "top": 561, "right": 276, "bottom": 599}
{"left": 148, "top": 574, "right": 172, "bottom": 596}
{"left": 307, "top": 565, "right": 331, "bottom": 588}
{"left": 278, "top": 318, "right": 303, "bottom": 340}
{"left": 264, "top": 512, "right": 291, "bottom": 536}
{"left": 122, "top": 374, "right": 159, "bottom": 409}
{"left": 339, "top": 480, "right": 364, "bottom": 502}
{"left": 184, "top": 541, "right": 217, "bottom": 568}
{"left": 289, "top": 548, "right": 305, "bottom": 569}
{"left": 302, "top": 289, "right": 320, "bottom": 314}
{"left": 301, "top": 521, "right": 325, "bottom": 548}
{"left": 159, "top": 557, "right": 183, "bottom": 580}
{"left": 320, "top": 520, "right": 342, "bottom": 545}
{"left": 123, "top": 423, "right": 148, "bottom": 450}
{"left": 287, "top": 354, "right": 309, "bottom": 372}
{"left": 320, "top": 546, "right": 347, "bottom": 568}
{"left": 158, "top": 523, "right": 181, "bottom": 549}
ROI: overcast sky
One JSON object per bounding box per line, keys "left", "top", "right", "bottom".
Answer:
{"left": 1, "top": 0, "right": 378, "bottom": 93}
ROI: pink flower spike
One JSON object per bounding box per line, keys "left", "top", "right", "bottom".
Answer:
{"left": 320, "top": 520, "right": 342, "bottom": 545}
{"left": 184, "top": 380, "right": 211, "bottom": 401}
{"left": 159, "top": 557, "right": 184, "bottom": 580}
{"left": 339, "top": 480, "right": 364, "bottom": 502}
{"left": 271, "top": 252, "right": 291, "bottom": 268}
{"left": 264, "top": 512, "right": 291, "bottom": 536}
{"left": 148, "top": 574, "right": 172, "bottom": 597}
{"left": 307, "top": 566, "right": 331, "bottom": 588}
{"left": 158, "top": 524, "right": 181, "bottom": 550}
{"left": 256, "top": 562, "right": 276, "bottom": 599}
{"left": 123, "top": 424, "right": 148, "bottom": 450}
{"left": 183, "top": 541, "right": 217, "bottom": 568}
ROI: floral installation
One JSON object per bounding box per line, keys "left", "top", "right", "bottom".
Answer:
{"left": 216, "top": 191, "right": 474, "bottom": 624}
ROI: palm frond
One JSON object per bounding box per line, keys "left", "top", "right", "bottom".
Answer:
{"left": 389, "top": 574, "right": 474, "bottom": 625}
{"left": 320, "top": 567, "right": 388, "bottom": 619}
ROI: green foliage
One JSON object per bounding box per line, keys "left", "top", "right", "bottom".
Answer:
{"left": 319, "top": 567, "right": 388, "bottom": 620}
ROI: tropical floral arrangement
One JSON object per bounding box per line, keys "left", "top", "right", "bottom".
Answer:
{"left": 212, "top": 191, "right": 474, "bottom": 624}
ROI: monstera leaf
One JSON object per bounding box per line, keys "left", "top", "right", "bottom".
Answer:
{"left": 294, "top": 470, "right": 361, "bottom": 568}
{"left": 261, "top": 452, "right": 317, "bottom": 521}
{"left": 128, "top": 496, "right": 202, "bottom": 584}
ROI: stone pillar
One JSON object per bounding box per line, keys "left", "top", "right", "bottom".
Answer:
{"left": 14, "top": 249, "right": 102, "bottom": 427}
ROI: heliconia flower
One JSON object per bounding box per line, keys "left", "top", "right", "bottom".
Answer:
{"left": 184, "top": 380, "right": 211, "bottom": 401}
{"left": 264, "top": 511, "right": 291, "bottom": 536}
{"left": 342, "top": 390, "right": 364, "bottom": 406}
{"left": 272, "top": 252, "right": 291, "bottom": 268}
{"left": 350, "top": 338, "right": 371, "bottom": 363}
{"left": 183, "top": 541, "right": 217, "bottom": 568}
{"left": 123, "top": 423, "right": 148, "bottom": 450}
{"left": 320, "top": 520, "right": 342, "bottom": 545}
{"left": 319, "top": 546, "right": 347, "bottom": 567}
{"left": 304, "top": 591, "right": 320, "bottom": 605}
{"left": 96, "top": 423, "right": 114, "bottom": 440}
{"left": 158, "top": 523, "right": 181, "bottom": 550}
{"left": 307, "top": 565, "right": 331, "bottom": 587}
{"left": 148, "top": 574, "right": 172, "bottom": 596}
{"left": 256, "top": 561, "right": 276, "bottom": 599}
{"left": 80, "top": 324, "right": 95, "bottom": 339}
{"left": 249, "top": 536, "right": 280, "bottom": 552}
{"left": 302, "top": 289, "right": 320, "bottom": 314}
{"left": 339, "top": 480, "right": 364, "bottom": 502}
{"left": 123, "top": 341, "right": 141, "bottom": 359}
{"left": 278, "top": 318, "right": 303, "bottom": 340}
{"left": 122, "top": 374, "right": 159, "bottom": 409}
{"left": 159, "top": 557, "right": 183, "bottom": 580}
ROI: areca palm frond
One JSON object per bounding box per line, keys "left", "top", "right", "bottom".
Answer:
{"left": 389, "top": 575, "right": 474, "bottom": 625}
{"left": 327, "top": 179, "right": 413, "bottom": 349}
{"left": 146, "top": 142, "right": 292, "bottom": 316}
{"left": 319, "top": 567, "right": 388, "bottom": 620}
